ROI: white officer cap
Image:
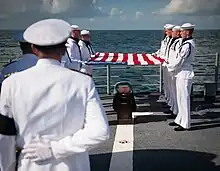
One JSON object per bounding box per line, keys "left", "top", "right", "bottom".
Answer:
{"left": 81, "top": 30, "right": 90, "bottom": 36}
{"left": 172, "top": 26, "right": 181, "bottom": 31}
{"left": 164, "top": 24, "right": 175, "bottom": 30}
{"left": 24, "top": 19, "right": 71, "bottom": 46}
{"left": 71, "top": 25, "right": 80, "bottom": 31}
{"left": 180, "top": 23, "right": 195, "bottom": 30}
{"left": 13, "top": 32, "right": 26, "bottom": 43}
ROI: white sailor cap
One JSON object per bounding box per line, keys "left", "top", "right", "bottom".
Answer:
{"left": 180, "top": 23, "right": 195, "bottom": 30}
{"left": 23, "top": 19, "right": 71, "bottom": 46}
{"left": 164, "top": 24, "right": 175, "bottom": 30}
{"left": 172, "top": 26, "right": 181, "bottom": 31}
{"left": 13, "top": 32, "right": 26, "bottom": 43}
{"left": 81, "top": 30, "right": 90, "bottom": 36}
{"left": 71, "top": 25, "right": 80, "bottom": 31}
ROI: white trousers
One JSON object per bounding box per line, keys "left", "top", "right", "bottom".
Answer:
{"left": 175, "top": 77, "right": 193, "bottom": 129}
{"left": 170, "top": 75, "right": 178, "bottom": 115}
{"left": 163, "top": 67, "right": 172, "bottom": 106}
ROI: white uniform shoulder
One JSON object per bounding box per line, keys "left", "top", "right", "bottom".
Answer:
{"left": 180, "top": 38, "right": 195, "bottom": 48}
{"left": 78, "top": 40, "right": 84, "bottom": 46}
{"left": 66, "top": 38, "right": 78, "bottom": 47}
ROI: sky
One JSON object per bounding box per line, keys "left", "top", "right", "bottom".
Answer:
{"left": 0, "top": 0, "right": 220, "bottom": 30}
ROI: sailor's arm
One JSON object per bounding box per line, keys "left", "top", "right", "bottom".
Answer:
{"left": 0, "top": 79, "right": 17, "bottom": 171}
{"left": 153, "top": 49, "right": 160, "bottom": 56}
{"left": 50, "top": 78, "right": 110, "bottom": 159}
{"left": 167, "top": 43, "right": 191, "bottom": 71}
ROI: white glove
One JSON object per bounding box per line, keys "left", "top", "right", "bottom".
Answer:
{"left": 162, "top": 61, "right": 167, "bottom": 67}
{"left": 22, "top": 137, "right": 54, "bottom": 162}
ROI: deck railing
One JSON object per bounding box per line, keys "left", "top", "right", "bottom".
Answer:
{"left": 0, "top": 53, "right": 219, "bottom": 95}
{"left": 91, "top": 53, "right": 220, "bottom": 94}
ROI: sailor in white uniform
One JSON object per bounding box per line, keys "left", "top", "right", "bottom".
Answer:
{"left": 167, "top": 23, "right": 196, "bottom": 131}
{"left": 166, "top": 26, "right": 182, "bottom": 118}
{"left": 61, "top": 25, "right": 83, "bottom": 71}
{"left": 0, "top": 32, "right": 38, "bottom": 91}
{"left": 78, "top": 30, "right": 95, "bottom": 75}
{"left": 163, "top": 24, "right": 176, "bottom": 110}
{"left": 153, "top": 24, "right": 174, "bottom": 107}
{"left": 0, "top": 19, "right": 109, "bottom": 171}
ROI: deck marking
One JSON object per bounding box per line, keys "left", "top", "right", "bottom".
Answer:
{"left": 109, "top": 124, "right": 133, "bottom": 171}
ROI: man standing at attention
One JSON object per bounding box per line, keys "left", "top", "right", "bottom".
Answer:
{"left": 78, "top": 30, "right": 95, "bottom": 75}
{"left": 167, "top": 23, "right": 196, "bottom": 131}
{"left": 62, "top": 25, "right": 83, "bottom": 71}
{"left": 166, "top": 26, "right": 182, "bottom": 119}
{"left": 0, "top": 19, "right": 109, "bottom": 171}
{"left": 153, "top": 24, "right": 175, "bottom": 108}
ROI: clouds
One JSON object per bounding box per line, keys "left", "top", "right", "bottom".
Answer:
{"left": 0, "top": 0, "right": 105, "bottom": 17}
{"left": 154, "top": 0, "right": 220, "bottom": 15}
{"left": 110, "top": 8, "right": 123, "bottom": 16}
{"left": 0, "top": 0, "right": 106, "bottom": 29}
{"left": 135, "top": 11, "right": 144, "bottom": 20}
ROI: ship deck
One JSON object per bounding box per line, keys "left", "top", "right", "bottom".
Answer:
{"left": 89, "top": 92, "right": 220, "bottom": 171}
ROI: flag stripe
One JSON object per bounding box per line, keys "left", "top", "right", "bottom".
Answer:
{"left": 90, "top": 52, "right": 164, "bottom": 65}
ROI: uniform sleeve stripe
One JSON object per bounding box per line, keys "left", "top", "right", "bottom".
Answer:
{"left": 0, "top": 113, "right": 17, "bottom": 136}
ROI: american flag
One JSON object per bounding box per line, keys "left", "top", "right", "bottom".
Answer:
{"left": 89, "top": 52, "right": 164, "bottom": 65}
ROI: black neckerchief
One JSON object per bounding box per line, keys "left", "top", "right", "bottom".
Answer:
{"left": 82, "top": 40, "right": 95, "bottom": 55}
{"left": 71, "top": 37, "right": 79, "bottom": 43}
{"left": 182, "top": 37, "right": 193, "bottom": 43}
{"left": 167, "top": 38, "right": 177, "bottom": 60}
{"left": 164, "top": 36, "right": 172, "bottom": 58}
{"left": 178, "top": 37, "right": 193, "bottom": 57}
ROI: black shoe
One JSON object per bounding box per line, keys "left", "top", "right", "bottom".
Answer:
{"left": 167, "top": 114, "right": 176, "bottom": 119}
{"left": 163, "top": 110, "right": 173, "bottom": 114}
{"left": 162, "top": 104, "right": 170, "bottom": 108}
{"left": 174, "top": 126, "right": 188, "bottom": 131}
{"left": 169, "top": 122, "right": 178, "bottom": 126}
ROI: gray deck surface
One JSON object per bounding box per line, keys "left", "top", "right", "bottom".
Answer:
{"left": 89, "top": 93, "right": 220, "bottom": 171}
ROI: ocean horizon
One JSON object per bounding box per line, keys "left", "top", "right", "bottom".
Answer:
{"left": 0, "top": 29, "right": 220, "bottom": 94}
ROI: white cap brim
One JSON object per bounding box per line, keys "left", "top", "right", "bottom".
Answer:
{"left": 71, "top": 25, "right": 80, "bottom": 31}
{"left": 81, "top": 30, "right": 90, "bottom": 36}
{"left": 181, "top": 23, "right": 195, "bottom": 30}
{"left": 172, "top": 26, "right": 181, "bottom": 31}
{"left": 24, "top": 19, "right": 71, "bottom": 46}
{"left": 164, "top": 24, "right": 175, "bottom": 30}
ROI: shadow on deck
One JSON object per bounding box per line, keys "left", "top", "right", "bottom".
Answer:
{"left": 90, "top": 149, "right": 220, "bottom": 171}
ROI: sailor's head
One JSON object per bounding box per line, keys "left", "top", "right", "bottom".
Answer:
{"left": 164, "top": 24, "right": 175, "bottom": 37}
{"left": 172, "top": 26, "right": 181, "bottom": 38}
{"left": 23, "top": 19, "right": 71, "bottom": 61}
{"left": 13, "top": 32, "right": 33, "bottom": 55}
{"left": 71, "top": 25, "right": 80, "bottom": 39}
{"left": 180, "top": 23, "right": 195, "bottom": 39}
{"left": 80, "top": 30, "right": 90, "bottom": 42}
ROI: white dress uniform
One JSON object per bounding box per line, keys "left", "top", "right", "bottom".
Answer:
{"left": 78, "top": 30, "right": 95, "bottom": 75}
{"left": 167, "top": 23, "right": 195, "bottom": 129}
{"left": 155, "top": 24, "right": 174, "bottom": 104}
{"left": 0, "top": 19, "right": 109, "bottom": 171}
{"left": 167, "top": 26, "right": 182, "bottom": 115}
{"left": 61, "top": 25, "right": 82, "bottom": 71}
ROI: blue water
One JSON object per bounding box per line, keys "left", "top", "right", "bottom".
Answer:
{"left": 0, "top": 30, "right": 220, "bottom": 94}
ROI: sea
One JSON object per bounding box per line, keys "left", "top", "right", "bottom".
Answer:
{"left": 0, "top": 30, "right": 220, "bottom": 94}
